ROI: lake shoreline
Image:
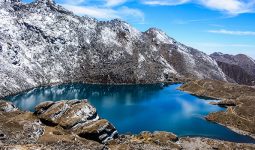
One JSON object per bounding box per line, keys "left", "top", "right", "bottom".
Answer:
{"left": 1, "top": 79, "right": 255, "bottom": 149}
{"left": 4, "top": 81, "right": 255, "bottom": 143}
{"left": 179, "top": 79, "right": 255, "bottom": 141}
{"left": 0, "top": 99, "right": 255, "bottom": 149}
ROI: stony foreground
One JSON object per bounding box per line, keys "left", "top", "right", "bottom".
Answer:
{"left": 179, "top": 79, "right": 255, "bottom": 138}
{"left": 0, "top": 99, "right": 255, "bottom": 150}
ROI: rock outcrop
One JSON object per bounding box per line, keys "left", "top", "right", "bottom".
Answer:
{"left": 76, "top": 119, "right": 118, "bottom": 143}
{"left": 34, "top": 100, "right": 98, "bottom": 128}
{"left": 0, "top": 100, "right": 17, "bottom": 112}
{"left": 0, "top": 0, "right": 227, "bottom": 98}
{"left": 0, "top": 110, "right": 105, "bottom": 149}
{"left": 210, "top": 52, "right": 255, "bottom": 85}
{"left": 209, "top": 99, "right": 237, "bottom": 107}
{"left": 179, "top": 80, "right": 255, "bottom": 138}
{"left": 0, "top": 99, "right": 116, "bottom": 148}
{"left": 34, "top": 99, "right": 118, "bottom": 143}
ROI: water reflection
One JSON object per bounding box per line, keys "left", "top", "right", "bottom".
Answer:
{"left": 5, "top": 83, "right": 255, "bottom": 143}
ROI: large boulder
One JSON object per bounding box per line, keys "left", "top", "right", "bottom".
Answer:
{"left": 75, "top": 119, "right": 118, "bottom": 144}
{"left": 0, "top": 100, "right": 108, "bottom": 149}
{"left": 35, "top": 100, "right": 98, "bottom": 128}
{"left": 34, "top": 99, "right": 118, "bottom": 143}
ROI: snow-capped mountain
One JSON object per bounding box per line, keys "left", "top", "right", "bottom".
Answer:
{"left": 210, "top": 52, "right": 255, "bottom": 85}
{"left": 0, "top": 0, "right": 227, "bottom": 97}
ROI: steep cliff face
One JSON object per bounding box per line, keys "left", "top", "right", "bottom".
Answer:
{"left": 210, "top": 52, "right": 255, "bottom": 85}
{"left": 0, "top": 0, "right": 227, "bottom": 97}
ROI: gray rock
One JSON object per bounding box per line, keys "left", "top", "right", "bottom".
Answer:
{"left": 34, "top": 101, "right": 55, "bottom": 115}
{"left": 0, "top": 103, "right": 104, "bottom": 149}
{"left": 34, "top": 99, "right": 117, "bottom": 143}
{"left": 75, "top": 119, "right": 118, "bottom": 144}
{"left": 35, "top": 101, "right": 70, "bottom": 125}
{"left": 34, "top": 100, "right": 98, "bottom": 128}
{"left": 0, "top": 100, "right": 17, "bottom": 112}
{"left": 0, "top": 132, "right": 7, "bottom": 140}
{"left": 58, "top": 100, "right": 98, "bottom": 129}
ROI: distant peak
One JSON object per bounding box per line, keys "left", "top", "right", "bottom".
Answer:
{"left": 144, "top": 28, "right": 176, "bottom": 45}
{"left": 146, "top": 28, "right": 164, "bottom": 33}
{"left": 235, "top": 54, "right": 255, "bottom": 61}
{"left": 211, "top": 52, "right": 253, "bottom": 61}
{"left": 211, "top": 52, "right": 224, "bottom": 56}
{"left": 235, "top": 54, "right": 248, "bottom": 57}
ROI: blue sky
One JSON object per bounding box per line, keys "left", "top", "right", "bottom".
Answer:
{"left": 23, "top": 0, "right": 255, "bottom": 58}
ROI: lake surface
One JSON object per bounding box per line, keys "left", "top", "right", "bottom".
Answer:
{"left": 5, "top": 83, "right": 255, "bottom": 143}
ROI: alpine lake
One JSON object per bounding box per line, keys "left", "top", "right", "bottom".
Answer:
{"left": 5, "top": 83, "right": 255, "bottom": 143}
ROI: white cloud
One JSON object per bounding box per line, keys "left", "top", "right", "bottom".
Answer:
{"left": 118, "top": 6, "right": 145, "bottom": 22}
{"left": 105, "top": 0, "right": 128, "bottom": 7}
{"left": 58, "top": 0, "right": 144, "bottom": 23}
{"left": 61, "top": 4, "right": 119, "bottom": 19}
{"left": 208, "top": 29, "right": 255, "bottom": 36}
{"left": 199, "top": 0, "right": 255, "bottom": 15}
{"left": 61, "top": 4, "right": 144, "bottom": 22}
{"left": 141, "top": 0, "right": 190, "bottom": 6}
{"left": 140, "top": 0, "right": 255, "bottom": 15}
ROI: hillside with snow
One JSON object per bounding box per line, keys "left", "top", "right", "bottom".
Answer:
{"left": 0, "top": 0, "right": 227, "bottom": 97}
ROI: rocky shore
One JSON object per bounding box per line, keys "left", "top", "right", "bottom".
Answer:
{"left": 1, "top": 98, "right": 255, "bottom": 150}
{"left": 179, "top": 79, "right": 255, "bottom": 139}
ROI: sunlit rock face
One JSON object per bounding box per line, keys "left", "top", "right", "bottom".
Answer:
{"left": 34, "top": 99, "right": 118, "bottom": 143}
{"left": 0, "top": 0, "right": 227, "bottom": 97}
{"left": 35, "top": 100, "right": 99, "bottom": 128}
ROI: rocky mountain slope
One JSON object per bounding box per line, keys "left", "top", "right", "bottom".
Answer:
{"left": 0, "top": 0, "right": 227, "bottom": 98}
{"left": 210, "top": 52, "right": 255, "bottom": 85}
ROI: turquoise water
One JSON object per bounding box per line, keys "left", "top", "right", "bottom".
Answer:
{"left": 5, "top": 83, "right": 255, "bottom": 143}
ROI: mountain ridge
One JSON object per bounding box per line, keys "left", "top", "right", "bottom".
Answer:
{"left": 0, "top": 0, "right": 227, "bottom": 97}
{"left": 210, "top": 52, "right": 255, "bottom": 85}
